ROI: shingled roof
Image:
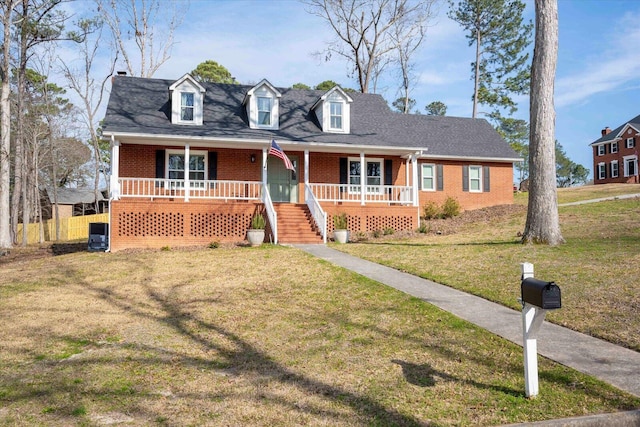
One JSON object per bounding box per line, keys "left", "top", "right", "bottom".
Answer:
{"left": 103, "top": 76, "right": 519, "bottom": 161}
{"left": 589, "top": 113, "right": 640, "bottom": 145}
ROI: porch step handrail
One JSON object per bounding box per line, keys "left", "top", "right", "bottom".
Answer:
{"left": 307, "top": 183, "right": 413, "bottom": 205}
{"left": 117, "top": 178, "right": 261, "bottom": 201}
{"left": 305, "top": 183, "right": 327, "bottom": 244}
{"left": 261, "top": 184, "right": 278, "bottom": 244}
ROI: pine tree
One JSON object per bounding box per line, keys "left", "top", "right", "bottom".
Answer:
{"left": 448, "top": 0, "right": 532, "bottom": 119}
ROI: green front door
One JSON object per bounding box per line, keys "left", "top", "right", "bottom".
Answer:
{"left": 267, "top": 155, "right": 298, "bottom": 202}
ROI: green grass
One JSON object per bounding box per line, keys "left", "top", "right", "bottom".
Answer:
{"left": 0, "top": 243, "right": 638, "bottom": 426}
{"left": 335, "top": 186, "right": 640, "bottom": 351}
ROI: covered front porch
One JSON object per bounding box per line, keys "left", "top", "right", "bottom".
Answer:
{"left": 108, "top": 140, "right": 423, "bottom": 249}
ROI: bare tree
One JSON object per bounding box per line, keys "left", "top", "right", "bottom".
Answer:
{"left": 306, "top": 0, "right": 433, "bottom": 93}
{"left": 390, "top": 0, "right": 435, "bottom": 113}
{"left": 0, "top": 0, "right": 18, "bottom": 251}
{"left": 522, "top": 0, "right": 563, "bottom": 245}
{"left": 96, "top": 0, "right": 186, "bottom": 77}
{"left": 60, "top": 17, "right": 116, "bottom": 211}
{"left": 12, "top": 0, "right": 78, "bottom": 245}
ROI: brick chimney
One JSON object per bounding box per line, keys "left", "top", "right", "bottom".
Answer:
{"left": 601, "top": 127, "right": 611, "bottom": 137}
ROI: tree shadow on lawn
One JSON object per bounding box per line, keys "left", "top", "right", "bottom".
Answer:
{"left": 74, "top": 277, "right": 427, "bottom": 426}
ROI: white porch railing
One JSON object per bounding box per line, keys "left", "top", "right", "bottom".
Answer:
{"left": 305, "top": 184, "right": 327, "bottom": 243}
{"left": 262, "top": 183, "right": 277, "bottom": 244}
{"left": 117, "top": 178, "right": 262, "bottom": 201}
{"left": 307, "top": 183, "right": 414, "bottom": 205}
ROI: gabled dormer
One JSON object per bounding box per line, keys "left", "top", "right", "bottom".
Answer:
{"left": 169, "top": 74, "right": 206, "bottom": 125}
{"left": 311, "top": 86, "right": 353, "bottom": 134}
{"left": 243, "top": 79, "right": 281, "bottom": 130}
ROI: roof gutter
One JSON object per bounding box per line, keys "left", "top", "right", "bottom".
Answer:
{"left": 101, "top": 131, "right": 423, "bottom": 156}
{"left": 102, "top": 131, "right": 522, "bottom": 163}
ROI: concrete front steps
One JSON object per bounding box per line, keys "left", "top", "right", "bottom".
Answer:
{"left": 273, "top": 203, "right": 323, "bottom": 244}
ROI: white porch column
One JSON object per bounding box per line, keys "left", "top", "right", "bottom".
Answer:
{"left": 110, "top": 136, "right": 120, "bottom": 200}
{"left": 411, "top": 154, "right": 419, "bottom": 206}
{"left": 405, "top": 157, "right": 410, "bottom": 190}
{"left": 360, "top": 152, "right": 365, "bottom": 206}
{"left": 184, "top": 144, "right": 190, "bottom": 202}
{"left": 304, "top": 150, "right": 309, "bottom": 185}
{"left": 262, "top": 147, "right": 268, "bottom": 185}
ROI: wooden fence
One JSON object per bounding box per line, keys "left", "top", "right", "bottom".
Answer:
{"left": 16, "top": 213, "right": 109, "bottom": 245}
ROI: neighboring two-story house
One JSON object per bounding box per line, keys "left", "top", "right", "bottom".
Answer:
{"left": 590, "top": 114, "right": 640, "bottom": 185}
{"left": 102, "top": 74, "right": 520, "bottom": 251}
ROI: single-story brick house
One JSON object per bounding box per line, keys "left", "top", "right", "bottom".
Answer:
{"left": 590, "top": 114, "right": 639, "bottom": 184}
{"left": 102, "top": 74, "right": 520, "bottom": 251}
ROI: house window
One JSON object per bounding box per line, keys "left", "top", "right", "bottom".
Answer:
{"left": 611, "top": 161, "right": 619, "bottom": 178}
{"left": 611, "top": 141, "right": 618, "bottom": 153}
{"left": 330, "top": 101, "right": 343, "bottom": 130}
{"left": 597, "top": 162, "right": 606, "bottom": 180}
{"left": 257, "top": 96, "right": 272, "bottom": 126}
{"left": 421, "top": 164, "right": 435, "bottom": 191}
{"left": 349, "top": 158, "right": 382, "bottom": 192}
{"left": 167, "top": 150, "right": 206, "bottom": 187}
{"left": 624, "top": 156, "right": 637, "bottom": 177}
{"left": 181, "top": 92, "right": 195, "bottom": 121}
{"left": 469, "top": 166, "right": 482, "bottom": 192}
{"left": 626, "top": 138, "right": 635, "bottom": 149}
{"left": 597, "top": 145, "right": 605, "bottom": 156}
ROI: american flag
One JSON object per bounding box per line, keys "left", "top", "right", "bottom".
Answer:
{"left": 268, "top": 140, "right": 294, "bottom": 171}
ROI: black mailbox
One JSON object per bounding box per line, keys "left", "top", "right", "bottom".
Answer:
{"left": 521, "top": 277, "right": 561, "bottom": 309}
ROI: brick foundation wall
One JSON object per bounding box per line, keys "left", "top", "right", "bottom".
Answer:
{"left": 322, "top": 204, "right": 419, "bottom": 234}
{"left": 110, "top": 199, "right": 262, "bottom": 251}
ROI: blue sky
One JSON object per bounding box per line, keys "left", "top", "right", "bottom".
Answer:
{"left": 67, "top": 0, "right": 640, "bottom": 181}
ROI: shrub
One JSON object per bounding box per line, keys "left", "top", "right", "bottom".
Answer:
{"left": 441, "top": 197, "right": 461, "bottom": 218}
{"left": 372, "top": 229, "right": 382, "bottom": 238}
{"left": 208, "top": 241, "right": 220, "bottom": 249}
{"left": 333, "top": 212, "right": 348, "bottom": 229}
{"left": 417, "top": 222, "right": 430, "bottom": 234}
{"left": 250, "top": 213, "right": 266, "bottom": 229}
{"left": 383, "top": 227, "right": 395, "bottom": 235}
{"left": 353, "top": 231, "right": 368, "bottom": 242}
{"left": 160, "top": 246, "right": 171, "bottom": 251}
{"left": 422, "top": 201, "right": 441, "bottom": 220}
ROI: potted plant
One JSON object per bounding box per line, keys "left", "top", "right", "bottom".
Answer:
{"left": 247, "top": 213, "right": 266, "bottom": 246}
{"left": 333, "top": 212, "right": 349, "bottom": 244}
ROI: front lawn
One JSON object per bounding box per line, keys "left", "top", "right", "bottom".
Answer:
{"left": 335, "top": 192, "right": 640, "bottom": 351}
{"left": 0, "top": 245, "right": 638, "bottom": 426}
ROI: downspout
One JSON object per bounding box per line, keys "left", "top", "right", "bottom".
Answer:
{"left": 412, "top": 153, "right": 419, "bottom": 207}
{"left": 107, "top": 135, "right": 119, "bottom": 253}
{"left": 184, "top": 144, "right": 190, "bottom": 202}
{"left": 360, "top": 152, "right": 365, "bottom": 206}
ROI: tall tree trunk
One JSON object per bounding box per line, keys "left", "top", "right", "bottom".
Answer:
{"left": 0, "top": 0, "right": 17, "bottom": 250}
{"left": 472, "top": 29, "right": 481, "bottom": 118}
{"left": 522, "top": 0, "right": 563, "bottom": 245}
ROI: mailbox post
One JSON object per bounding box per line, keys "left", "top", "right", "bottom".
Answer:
{"left": 520, "top": 262, "right": 561, "bottom": 398}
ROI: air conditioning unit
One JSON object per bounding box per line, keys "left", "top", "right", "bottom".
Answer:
{"left": 88, "top": 222, "right": 109, "bottom": 252}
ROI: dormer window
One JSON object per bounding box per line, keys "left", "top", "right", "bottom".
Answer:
{"left": 169, "top": 74, "right": 205, "bottom": 125}
{"left": 258, "top": 96, "right": 272, "bottom": 126}
{"left": 312, "top": 86, "right": 353, "bottom": 134}
{"left": 181, "top": 92, "right": 195, "bottom": 121}
{"left": 330, "top": 101, "right": 343, "bottom": 130}
{"left": 244, "top": 79, "right": 281, "bottom": 130}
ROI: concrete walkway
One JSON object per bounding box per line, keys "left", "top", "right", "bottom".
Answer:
{"left": 559, "top": 193, "right": 640, "bottom": 206}
{"left": 294, "top": 244, "right": 640, "bottom": 398}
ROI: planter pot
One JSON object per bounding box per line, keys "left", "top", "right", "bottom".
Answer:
{"left": 247, "top": 229, "right": 265, "bottom": 246}
{"left": 333, "top": 229, "right": 348, "bottom": 244}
